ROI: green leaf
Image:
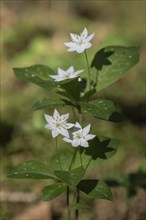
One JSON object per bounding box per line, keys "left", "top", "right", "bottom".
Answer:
{"left": 81, "top": 89, "right": 96, "bottom": 101}
{"left": 51, "top": 149, "right": 73, "bottom": 171}
{"left": 80, "top": 99, "right": 122, "bottom": 122}
{"left": 71, "top": 203, "right": 90, "bottom": 210}
{"left": 60, "top": 78, "right": 81, "bottom": 101}
{"left": 13, "top": 64, "right": 57, "bottom": 91}
{"left": 54, "top": 166, "right": 85, "bottom": 186}
{"left": 85, "top": 136, "right": 119, "bottom": 160}
{"left": 41, "top": 183, "right": 66, "bottom": 201}
{"left": 7, "top": 160, "right": 57, "bottom": 179}
{"left": 77, "top": 179, "right": 112, "bottom": 200}
{"left": 32, "top": 97, "right": 66, "bottom": 110}
{"left": 91, "top": 46, "right": 139, "bottom": 91}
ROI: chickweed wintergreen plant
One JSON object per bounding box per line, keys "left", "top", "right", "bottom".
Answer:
{"left": 8, "top": 27, "right": 139, "bottom": 220}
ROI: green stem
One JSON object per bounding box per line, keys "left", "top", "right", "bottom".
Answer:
{"left": 69, "top": 148, "right": 78, "bottom": 171}
{"left": 95, "top": 69, "right": 99, "bottom": 87}
{"left": 79, "top": 147, "right": 83, "bottom": 166}
{"left": 78, "top": 109, "right": 82, "bottom": 125}
{"left": 55, "top": 137, "right": 62, "bottom": 170}
{"left": 84, "top": 50, "right": 91, "bottom": 91}
{"left": 75, "top": 188, "right": 80, "bottom": 220}
{"left": 85, "top": 158, "right": 92, "bottom": 170}
{"left": 67, "top": 149, "right": 78, "bottom": 220}
{"left": 72, "top": 106, "right": 77, "bottom": 121}
{"left": 67, "top": 186, "right": 71, "bottom": 220}
{"left": 78, "top": 109, "right": 83, "bottom": 166}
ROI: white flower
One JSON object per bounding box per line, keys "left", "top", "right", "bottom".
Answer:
{"left": 44, "top": 109, "right": 74, "bottom": 138}
{"left": 63, "top": 122, "right": 96, "bottom": 148}
{"left": 50, "top": 66, "right": 83, "bottom": 82}
{"left": 64, "top": 27, "right": 94, "bottom": 53}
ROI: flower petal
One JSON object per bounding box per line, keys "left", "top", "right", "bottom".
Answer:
{"left": 64, "top": 42, "right": 77, "bottom": 48}
{"left": 45, "top": 123, "right": 55, "bottom": 130}
{"left": 52, "top": 76, "right": 66, "bottom": 82}
{"left": 76, "top": 45, "right": 86, "bottom": 53}
{"left": 74, "top": 69, "right": 84, "bottom": 75}
{"left": 58, "top": 68, "right": 66, "bottom": 76}
{"left": 72, "top": 139, "right": 80, "bottom": 147}
{"left": 53, "top": 109, "right": 60, "bottom": 119}
{"left": 67, "top": 66, "right": 74, "bottom": 74}
{"left": 44, "top": 114, "right": 54, "bottom": 123}
{"left": 81, "top": 28, "right": 88, "bottom": 39}
{"left": 52, "top": 129, "right": 59, "bottom": 138}
{"left": 63, "top": 137, "right": 72, "bottom": 143}
{"left": 70, "top": 33, "right": 79, "bottom": 42}
{"left": 65, "top": 123, "right": 74, "bottom": 129}
{"left": 84, "top": 42, "right": 92, "bottom": 49}
{"left": 85, "top": 134, "right": 96, "bottom": 141}
{"left": 82, "top": 124, "right": 91, "bottom": 136}
{"left": 49, "top": 75, "right": 58, "bottom": 80}
{"left": 80, "top": 139, "right": 89, "bottom": 147}
{"left": 74, "top": 122, "right": 82, "bottom": 128}
{"left": 61, "top": 113, "right": 69, "bottom": 121}
{"left": 85, "top": 33, "right": 94, "bottom": 42}
{"left": 67, "top": 46, "right": 79, "bottom": 52}
{"left": 59, "top": 127, "right": 69, "bottom": 138}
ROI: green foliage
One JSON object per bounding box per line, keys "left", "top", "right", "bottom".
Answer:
{"left": 80, "top": 99, "right": 122, "bottom": 122}
{"left": 70, "top": 203, "right": 90, "bottom": 210}
{"left": 85, "top": 136, "right": 119, "bottom": 160}
{"left": 13, "top": 64, "right": 57, "bottom": 91}
{"left": 91, "top": 46, "right": 139, "bottom": 91}
{"left": 54, "top": 166, "right": 85, "bottom": 186}
{"left": 41, "top": 183, "right": 67, "bottom": 201}
{"left": 7, "top": 160, "right": 57, "bottom": 179}
{"left": 9, "top": 30, "right": 140, "bottom": 217}
{"left": 33, "top": 97, "right": 66, "bottom": 111}
{"left": 60, "top": 77, "right": 81, "bottom": 102}
{"left": 77, "top": 179, "right": 112, "bottom": 200}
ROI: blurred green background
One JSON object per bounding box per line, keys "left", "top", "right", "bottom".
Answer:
{"left": 0, "top": 0, "right": 145, "bottom": 219}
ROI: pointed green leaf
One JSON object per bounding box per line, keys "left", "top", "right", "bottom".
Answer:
{"left": 32, "top": 97, "right": 66, "bottom": 110}
{"left": 80, "top": 99, "right": 122, "bottom": 122}
{"left": 41, "top": 183, "right": 66, "bottom": 201}
{"left": 77, "top": 179, "right": 112, "bottom": 200}
{"left": 71, "top": 203, "right": 90, "bottom": 210}
{"left": 54, "top": 166, "right": 85, "bottom": 186}
{"left": 7, "top": 160, "right": 57, "bottom": 179}
{"left": 60, "top": 78, "right": 81, "bottom": 101}
{"left": 13, "top": 65, "right": 57, "bottom": 91}
{"left": 91, "top": 46, "right": 139, "bottom": 91}
{"left": 85, "top": 136, "right": 119, "bottom": 160}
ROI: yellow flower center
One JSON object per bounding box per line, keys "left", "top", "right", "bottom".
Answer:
{"left": 78, "top": 40, "right": 83, "bottom": 45}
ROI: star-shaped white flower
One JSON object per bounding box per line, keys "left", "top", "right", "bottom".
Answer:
{"left": 50, "top": 66, "right": 83, "bottom": 82}
{"left": 63, "top": 122, "right": 96, "bottom": 148}
{"left": 64, "top": 28, "right": 94, "bottom": 53}
{"left": 44, "top": 109, "right": 74, "bottom": 138}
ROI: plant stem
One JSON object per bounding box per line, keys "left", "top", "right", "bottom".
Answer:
{"left": 95, "top": 69, "right": 99, "bottom": 87}
{"left": 67, "top": 186, "right": 70, "bottom": 206}
{"left": 67, "top": 149, "right": 78, "bottom": 220}
{"left": 75, "top": 188, "right": 80, "bottom": 220}
{"left": 55, "top": 137, "right": 62, "bottom": 170}
{"left": 79, "top": 148, "right": 83, "bottom": 166}
{"left": 84, "top": 50, "right": 91, "bottom": 91}
{"left": 67, "top": 186, "right": 71, "bottom": 220}
{"left": 72, "top": 106, "right": 77, "bottom": 121}
{"left": 69, "top": 148, "right": 77, "bottom": 171}
{"left": 85, "top": 158, "right": 92, "bottom": 170}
